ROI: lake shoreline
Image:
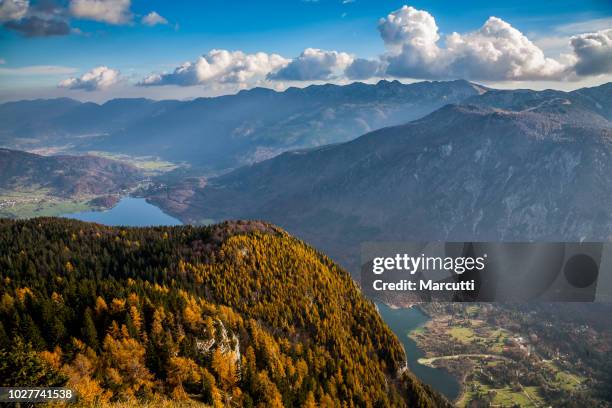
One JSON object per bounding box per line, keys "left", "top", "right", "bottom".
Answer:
{"left": 61, "top": 196, "right": 182, "bottom": 227}
{"left": 376, "top": 302, "right": 461, "bottom": 401}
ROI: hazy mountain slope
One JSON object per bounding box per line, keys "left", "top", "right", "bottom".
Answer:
{"left": 148, "top": 83, "right": 612, "bottom": 271}
{"left": 0, "top": 148, "right": 142, "bottom": 197}
{"left": 0, "top": 80, "right": 484, "bottom": 172}
{"left": 0, "top": 218, "right": 449, "bottom": 407}
{"left": 464, "top": 83, "right": 612, "bottom": 126}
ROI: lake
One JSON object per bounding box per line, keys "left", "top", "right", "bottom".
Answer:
{"left": 377, "top": 303, "right": 460, "bottom": 401}
{"left": 62, "top": 197, "right": 182, "bottom": 227}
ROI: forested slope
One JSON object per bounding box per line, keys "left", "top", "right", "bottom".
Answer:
{"left": 0, "top": 218, "right": 447, "bottom": 407}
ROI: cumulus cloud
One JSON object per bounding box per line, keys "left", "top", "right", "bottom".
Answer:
{"left": 570, "top": 29, "right": 612, "bottom": 76}
{"left": 58, "top": 66, "right": 121, "bottom": 90}
{"left": 442, "top": 17, "right": 567, "bottom": 81}
{"left": 268, "top": 48, "right": 353, "bottom": 81}
{"left": 69, "top": 0, "right": 131, "bottom": 24}
{"left": 345, "top": 58, "right": 383, "bottom": 79}
{"left": 379, "top": 6, "right": 568, "bottom": 81}
{"left": 0, "top": 0, "right": 28, "bottom": 22}
{"left": 140, "top": 49, "right": 289, "bottom": 87}
{"left": 378, "top": 5, "right": 439, "bottom": 52}
{"left": 141, "top": 11, "right": 167, "bottom": 26}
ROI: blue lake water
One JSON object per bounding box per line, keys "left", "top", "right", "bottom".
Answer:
{"left": 376, "top": 303, "right": 460, "bottom": 401}
{"left": 62, "top": 197, "right": 182, "bottom": 227}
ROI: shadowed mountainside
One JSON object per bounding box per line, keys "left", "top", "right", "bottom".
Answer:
{"left": 147, "top": 83, "right": 612, "bottom": 272}
{"left": 0, "top": 148, "right": 143, "bottom": 198}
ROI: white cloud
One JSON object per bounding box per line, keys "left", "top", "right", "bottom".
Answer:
{"left": 0, "top": 65, "right": 77, "bottom": 75}
{"left": 268, "top": 48, "right": 353, "bottom": 81}
{"left": 0, "top": 0, "right": 28, "bottom": 22}
{"left": 379, "top": 6, "right": 568, "bottom": 81}
{"left": 443, "top": 17, "right": 568, "bottom": 80}
{"left": 378, "top": 5, "right": 439, "bottom": 52}
{"left": 140, "top": 49, "right": 289, "bottom": 87}
{"left": 69, "top": 0, "right": 131, "bottom": 24}
{"left": 0, "top": 59, "right": 5, "bottom": 65}
{"left": 58, "top": 66, "right": 121, "bottom": 90}
{"left": 142, "top": 11, "right": 167, "bottom": 26}
{"left": 570, "top": 29, "right": 612, "bottom": 76}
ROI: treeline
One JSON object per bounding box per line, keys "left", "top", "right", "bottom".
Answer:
{"left": 0, "top": 218, "right": 448, "bottom": 407}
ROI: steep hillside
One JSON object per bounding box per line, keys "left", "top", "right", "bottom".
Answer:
{"left": 0, "top": 148, "right": 142, "bottom": 197}
{"left": 0, "top": 80, "right": 483, "bottom": 172}
{"left": 148, "top": 83, "right": 612, "bottom": 271}
{"left": 0, "top": 218, "right": 448, "bottom": 407}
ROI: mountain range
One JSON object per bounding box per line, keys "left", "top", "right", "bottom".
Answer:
{"left": 0, "top": 80, "right": 485, "bottom": 173}
{"left": 145, "top": 82, "right": 612, "bottom": 272}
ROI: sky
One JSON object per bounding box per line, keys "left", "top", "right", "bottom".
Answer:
{"left": 0, "top": 0, "right": 611, "bottom": 102}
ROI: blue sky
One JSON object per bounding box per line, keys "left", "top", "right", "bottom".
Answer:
{"left": 0, "top": 0, "right": 611, "bottom": 101}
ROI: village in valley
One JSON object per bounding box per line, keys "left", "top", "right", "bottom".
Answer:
{"left": 411, "top": 304, "right": 609, "bottom": 407}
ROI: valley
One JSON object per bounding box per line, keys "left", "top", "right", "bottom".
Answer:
{"left": 0, "top": 148, "right": 179, "bottom": 219}
{"left": 381, "top": 301, "right": 611, "bottom": 407}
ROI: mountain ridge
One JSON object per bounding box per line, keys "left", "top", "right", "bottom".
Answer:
{"left": 0, "top": 79, "right": 486, "bottom": 172}
{"left": 0, "top": 217, "right": 449, "bottom": 407}
{"left": 146, "top": 87, "right": 612, "bottom": 272}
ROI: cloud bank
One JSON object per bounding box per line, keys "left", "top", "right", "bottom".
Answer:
{"left": 267, "top": 48, "right": 353, "bottom": 81}
{"left": 58, "top": 66, "right": 121, "bottom": 90}
{"left": 139, "top": 49, "right": 289, "bottom": 87}
{"left": 138, "top": 5, "right": 611, "bottom": 92}
{"left": 375, "top": 5, "right": 612, "bottom": 82}
{"left": 379, "top": 6, "right": 567, "bottom": 81}
{"left": 8, "top": 3, "right": 609, "bottom": 95}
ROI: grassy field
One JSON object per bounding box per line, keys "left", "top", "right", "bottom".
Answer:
{"left": 449, "top": 327, "right": 475, "bottom": 343}
{"left": 86, "top": 151, "right": 180, "bottom": 175}
{"left": 543, "top": 360, "right": 584, "bottom": 391}
{"left": 411, "top": 310, "right": 590, "bottom": 407}
{"left": 458, "top": 381, "right": 545, "bottom": 407}
{"left": 0, "top": 189, "right": 95, "bottom": 219}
